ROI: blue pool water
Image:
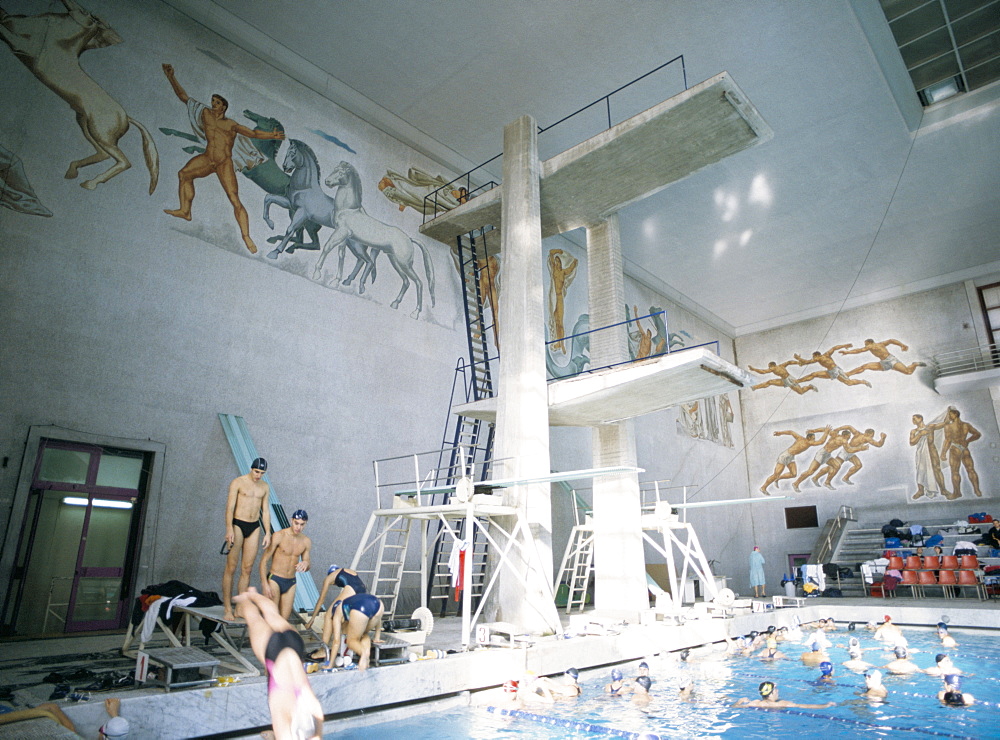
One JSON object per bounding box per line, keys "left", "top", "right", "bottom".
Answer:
{"left": 329, "top": 626, "right": 999, "bottom": 739}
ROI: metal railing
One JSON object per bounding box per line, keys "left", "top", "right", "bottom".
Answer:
{"left": 812, "top": 504, "right": 857, "bottom": 564}
{"left": 421, "top": 55, "right": 687, "bottom": 221}
{"left": 930, "top": 342, "right": 1000, "bottom": 377}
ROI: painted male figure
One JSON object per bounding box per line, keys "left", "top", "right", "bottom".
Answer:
{"left": 760, "top": 426, "right": 830, "bottom": 494}
{"left": 795, "top": 344, "right": 871, "bottom": 387}
{"left": 748, "top": 359, "right": 817, "bottom": 395}
{"left": 940, "top": 407, "right": 983, "bottom": 499}
{"left": 162, "top": 63, "right": 285, "bottom": 254}
{"left": 222, "top": 457, "right": 271, "bottom": 621}
{"left": 841, "top": 338, "right": 925, "bottom": 377}
{"left": 260, "top": 509, "right": 312, "bottom": 619}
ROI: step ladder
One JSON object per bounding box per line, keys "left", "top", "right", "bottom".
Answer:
{"left": 554, "top": 523, "right": 595, "bottom": 613}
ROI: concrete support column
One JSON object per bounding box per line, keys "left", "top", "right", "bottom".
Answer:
{"left": 586, "top": 214, "right": 648, "bottom": 618}
{"left": 490, "top": 115, "right": 561, "bottom": 634}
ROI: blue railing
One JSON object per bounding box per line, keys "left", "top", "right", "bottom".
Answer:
{"left": 421, "top": 55, "right": 687, "bottom": 221}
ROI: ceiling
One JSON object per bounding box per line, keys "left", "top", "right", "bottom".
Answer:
{"left": 167, "top": 0, "right": 1000, "bottom": 336}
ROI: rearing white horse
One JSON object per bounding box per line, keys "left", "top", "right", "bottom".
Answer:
{"left": 316, "top": 161, "right": 436, "bottom": 318}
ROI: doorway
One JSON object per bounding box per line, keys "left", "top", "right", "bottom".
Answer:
{"left": 5, "top": 440, "right": 149, "bottom": 635}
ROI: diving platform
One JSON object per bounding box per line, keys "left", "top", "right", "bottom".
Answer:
{"left": 453, "top": 346, "right": 753, "bottom": 426}
{"left": 419, "top": 71, "right": 772, "bottom": 246}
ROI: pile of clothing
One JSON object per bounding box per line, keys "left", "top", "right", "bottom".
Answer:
{"left": 128, "top": 580, "right": 222, "bottom": 644}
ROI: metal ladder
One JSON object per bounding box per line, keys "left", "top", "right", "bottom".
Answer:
{"left": 555, "top": 524, "right": 595, "bottom": 613}
{"left": 352, "top": 513, "right": 418, "bottom": 620}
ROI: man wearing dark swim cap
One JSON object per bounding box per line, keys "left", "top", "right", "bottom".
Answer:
{"left": 260, "top": 509, "right": 312, "bottom": 619}
{"left": 222, "top": 458, "right": 273, "bottom": 620}
{"left": 733, "top": 681, "right": 836, "bottom": 709}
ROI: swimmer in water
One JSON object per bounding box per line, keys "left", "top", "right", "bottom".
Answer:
{"left": 925, "top": 653, "right": 962, "bottom": 677}
{"left": 843, "top": 639, "right": 872, "bottom": 672}
{"left": 733, "top": 681, "right": 836, "bottom": 709}
{"left": 863, "top": 670, "right": 888, "bottom": 699}
{"left": 815, "top": 661, "right": 835, "bottom": 685}
{"left": 801, "top": 641, "right": 828, "bottom": 666}
{"left": 937, "top": 623, "right": 958, "bottom": 649}
{"left": 605, "top": 668, "right": 627, "bottom": 695}
{"left": 758, "top": 636, "right": 785, "bottom": 661}
{"left": 883, "top": 645, "right": 920, "bottom": 675}
{"left": 874, "top": 615, "right": 903, "bottom": 642}
{"left": 938, "top": 674, "right": 975, "bottom": 706}
{"left": 631, "top": 675, "right": 652, "bottom": 706}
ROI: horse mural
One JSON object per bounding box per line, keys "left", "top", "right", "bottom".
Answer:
{"left": 316, "top": 161, "right": 436, "bottom": 319}
{"left": 0, "top": 0, "right": 158, "bottom": 193}
{"left": 262, "top": 139, "right": 372, "bottom": 280}
{"left": 547, "top": 313, "right": 591, "bottom": 379}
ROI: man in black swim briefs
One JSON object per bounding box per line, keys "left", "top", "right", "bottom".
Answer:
{"left": 222, "top": 457, "right": 272, "bottom": 620}
{"left": 260, "top": 509, "right": 312, "bottom": 619}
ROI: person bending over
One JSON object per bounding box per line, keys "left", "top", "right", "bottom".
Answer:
{"left": 327, "top": 593, "right": 384, "bottom": 671}
{"left": 304, "top": 565, "right": 367, "bottom": 661}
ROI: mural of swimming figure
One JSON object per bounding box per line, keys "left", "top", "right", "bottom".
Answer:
{"left": 794, "top": 344, "right": 872, "bottom": 388}
{"left": 378, "top": 167, "right": 462, "bottom": 215}
{"left": 546, "top": 313, "right": 590, "bottom": 379}
{"left": 909, "top": 412, "right": 949, "bottom": 501}
{"left": 0, "top": 0, "right": 158, "bottom": 193}
{"left": 0, "top": 143, "right": 51, "bottom": 216}
{"left": 840, "top": 338, "right": 926, "bottom": 377}
{"left": 748, "top": 359, "right": 817, "bottom": 395}
{"left": 759, "top": 426, "right": 830, "bottom": 495}
{"left": 547, "top": 249, "right": 578, "bottom": 353}
{"left": 316, "top": 161, "right": 436, "bottom": 319}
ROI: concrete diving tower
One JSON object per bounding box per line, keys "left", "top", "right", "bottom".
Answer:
{"left": 455, "top": 346, "right": 754, "bottom": 426}
{"left": 420, "top": 71, "right": 772, "bottom": 247}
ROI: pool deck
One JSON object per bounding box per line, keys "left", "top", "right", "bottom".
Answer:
{"left": 1, "top": 597, "right": 996, "bottom": 738}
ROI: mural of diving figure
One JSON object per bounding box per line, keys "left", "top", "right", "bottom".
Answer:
{"left": 748, "top": 359, "right": 817, "bottom": 394}
{"left": 162, "top": 64, "right": 285, "bottom": 255}
{"left": 315, "top": 161, "right": 436, "bottom": 319}
{"left": 0, "top": 0, "right": 159, "bottom": 193}
{"left": 760, "top": 426, "right": 830, "bottom": 495}
{"left": 794, "top": 344, "right": 871, "bottom": 387}
{"left": 841, "top": 338, "right": 926, "bottom": 377}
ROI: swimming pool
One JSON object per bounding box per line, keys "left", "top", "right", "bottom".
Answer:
{"left": 327, "top": 625, "right": 999, "bottom": 739}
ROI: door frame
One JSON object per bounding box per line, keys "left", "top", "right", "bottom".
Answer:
{"left": 0, "top": 426, "right": 165, "bottom": 636}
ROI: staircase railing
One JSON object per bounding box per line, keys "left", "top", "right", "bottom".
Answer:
{"left": 811, "top": 505, "right": 857, "bottom": 564}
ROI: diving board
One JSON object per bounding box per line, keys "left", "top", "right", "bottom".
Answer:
{"left": 218, "top": 413, "right": 320, "bottom": 612}
{"left": 420, "top": 71, "right": 772, "bottom": 247}
{"left": 392, "top": 465, "right": 644, "bottom": 499}
{"left": 454, "top": 346, "right": 753, "bottom": 426}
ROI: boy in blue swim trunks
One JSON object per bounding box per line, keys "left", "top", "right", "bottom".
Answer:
{"left": 259, "top": 509, "right": 312, "bottom": 619}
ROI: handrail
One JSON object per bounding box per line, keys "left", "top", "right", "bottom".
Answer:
{"left": 930, "top": 342, "right": 999, "bottom": 377}
{"left": 421, "top": 55, "right": 687, "bottom": 222}
{"left": 813, "top": 504, "right": 856, "bottom": 564}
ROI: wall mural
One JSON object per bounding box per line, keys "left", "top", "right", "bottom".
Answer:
{"left": 749, "top": 338, "right": 925, "bottom": 394}
{"left": 0, "top": 143, "right": 50, "bottom": 216}
{"left": 0, "top": 0, "right": 159, "bottom": 195}
{"left": 909, "top": 406, "right": 984, "bottom": 502}
{"left": 759, "top": 424, "right": 887, "bottom": 495}
{"left": 378, "top": 167, "right": 463, "bottom": 215}
{"left": 677, "top": 395, "right": 735, "bottom": 448}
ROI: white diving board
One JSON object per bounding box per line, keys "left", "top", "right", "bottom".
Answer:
{"left": 392, "top": 465, "right": 644, "bottom": 498}
{"left": 454, "top": 347, "right": 752, "bottom": 426}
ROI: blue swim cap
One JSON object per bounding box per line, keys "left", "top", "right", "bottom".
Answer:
{"left": 811, "top": 642, "right": 820, "bottom": 652}
{"left": 565, "top": 667, "right": 579, "bottom": 680}
{"left": 292, "top": 509, "right": 308, "bottom": 521}
{"left": 251, "top": 457, "right": 268, "bottom": 471}
{"left": 639, "top": 661, "right": 649, "bottom": 670}
{"left": 820, "top": 661, "right": 833, "bottom": 675}
{"left": 894, "top": 645, "right": 907, "bottom": 659}
{"left": 327, "top": 564, "right": 340, "bottom": 575}
{"left": 611, "top": 668, "right": 623, "bottom": 681}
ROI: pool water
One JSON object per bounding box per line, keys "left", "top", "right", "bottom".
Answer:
{"left": 328, "top": 625, "right": 999, "bottom": 739}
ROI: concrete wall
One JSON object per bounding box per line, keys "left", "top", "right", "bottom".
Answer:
{"left": 735, "top": 280, "right": 1000, "bottom": 592}
{"left": 0, "top": 0, "right": 465, "bottom": 628}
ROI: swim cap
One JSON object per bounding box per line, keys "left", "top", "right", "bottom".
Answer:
{"left": 865, "top": 669, "right": 882, "bottom": 684}
{"left": 639, "top": 661, "right": 649, "bottom": 670}
{"left": 565, "top": 667, "right": 580, "bottom": 680}
{"left": 327, "top": 564, "right": 340, "bottom": 574}
{"left": 100, "top": 716, "right": 130, "bottom": 738}
{"left": 291, "top": 509, "right": 308, "bottom": 521}
{"left": 883, "top": 615, "right": 891, "bottom": 622}
{"left": 811, "top": 641, "right": 820, "bottom": 652}
{"left": 894, "top": 645, "right": 907, "bottom": 659}
{"left": 251, "top": 457, "right": 268, "bottom": 471}
{"left": 767, "top": 625, "right": 776, "bottom": 633}
{"left": 503, "top": 679, "right": 519, "bottom": 694}
{"left": 848, "top": 622, "right": 856, "bottom": 631}
{"left": 759, "top": 681, "right": 775, "bottom": 698}
{"left": 943, "top": 690, "right": 966, "bottom": 706}
{"left": 820, "top": 661, "right": 833, "bottom": 675}
{"left": 611, "top": 668, "right": 623, "bottom": 681}
{"left": 935, "top": 653, "right": 948, "bottom": 664}
{"left": 937, "top": 622, "right": 948, "bottom": 630}
{"left": 749, "top": 630, "right": 759, "bottom": 638}
{"left": 944, "top": 673, "right": 961, "bottom": 688}
{"left": 636, "top": 676, "right": 652, "bottom": 691}
{"left": 849, "top": 637, "right": 860, "bottom": 647}
{"left": 680, "top": 649, "right": 690, "bottom": 662}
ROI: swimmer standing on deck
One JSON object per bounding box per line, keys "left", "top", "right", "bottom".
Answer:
{"left": 259, "top": 509, "right": 311, "bottom": 620}
{"left": 222, "top": 457, "right": 272, "bottom": 621}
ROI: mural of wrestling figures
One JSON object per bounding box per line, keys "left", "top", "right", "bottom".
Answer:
{"left": 749, "top": 338, "right": 926, "bottom": 394}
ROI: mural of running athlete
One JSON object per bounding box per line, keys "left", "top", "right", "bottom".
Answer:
{"left": 748, "top": 360, "right": 817, "bottom": 395}
{"left": 794, "top": 344, "right": 871, "bottom": 388}
{"left": 841, "top": 338, "right": 926, "bottom": 377}
{"left": 760, "top": 426, "right": 830, "bottom": 495}
{"left": 792, "top": 426, "right": 852, "bottom": 492}
{"left": 0, "top": 0, "right": 159, "bottom": 193}
{"left": 813, "top": 426, "right": 885, "bottom": 488}
{"left": 161, "top": 64, "right": 285, "bottom": 255}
